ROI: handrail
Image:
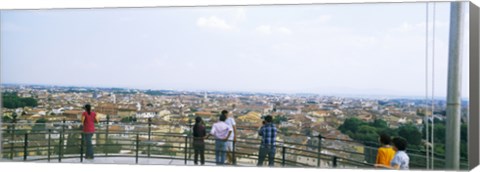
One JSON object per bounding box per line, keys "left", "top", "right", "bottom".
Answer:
{"left": 1, "top": 120, "right": 469, "bottom": 169}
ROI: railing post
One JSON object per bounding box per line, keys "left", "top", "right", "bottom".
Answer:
{"left": 80, "top": 133, "right": 84, "bottom": 162}
{"left": 148, "top": 118, "right": 151, "bottom": 158}
{"left": 332, "top": 156, "right": 337, "bottom": 168}
{"left": 135, "top": 133, "right": 139, "bottom": 164}
{"left": 23, "top": 133, "right": 28, "bottom": 161}
{"left": 62, "top": 118, "right": 66, "bottom": 137}
{"left": 188, "top": 119, "right": 192, "bottom": 161}
{"left": 48, "top": 129, "right": 51, "bottom": 162}
{"left": 61, "top": 118, "right": 65, "bottom": 162}
{"left": 282, "top": 146, "right": 286, "bottom": 167}
{"left": 105, "top": 115, "right": 110, "bottom": 156}
{"left": 10, "top": 123, "right": 15, "bottom": 159}
{"left": 184, "top": 135, "right": 188, "bottom": 165}
{"left": 317, "top": 135, "right": 323, "bottom": 168}
{"left": 233, "top": 141, "right": 236, "bottom": 165}
{"left": 58, "top": 130, "right": 63, "bottom": 162}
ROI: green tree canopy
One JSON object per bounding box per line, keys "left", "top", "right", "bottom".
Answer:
{"left": 2, "top": 92, "right": 38, "bottom": 108}
{"left": 397, "top": 123, "right": 422, "bottom": 145}
{"left": 338, "top": 117, "right": 366, "bottom": 133}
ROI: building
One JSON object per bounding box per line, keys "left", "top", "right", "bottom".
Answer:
{"left": 96, "top": 103, "right": 118, "bottom": 116}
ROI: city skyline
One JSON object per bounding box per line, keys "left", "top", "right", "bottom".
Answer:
{"left": 1, "top": 2, "right": 470, "bottom": 98}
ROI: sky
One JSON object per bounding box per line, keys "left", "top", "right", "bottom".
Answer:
{"left": 0, "top": 2, "right": 470, "bottom": 98}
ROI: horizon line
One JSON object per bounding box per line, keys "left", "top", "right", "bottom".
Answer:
{"left": 0, "top": 82, "right": 469, "bottom": 100}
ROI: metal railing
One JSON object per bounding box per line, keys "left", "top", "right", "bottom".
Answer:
{"left": 0, "top": 117, "right": 469, "bottom": 170}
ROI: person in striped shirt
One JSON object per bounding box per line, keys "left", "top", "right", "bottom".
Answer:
{"left": 257, "top": 115, "right": 277, "bottom": 167}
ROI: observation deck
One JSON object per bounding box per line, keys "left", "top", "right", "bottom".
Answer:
{"left": 0, "top": 118, "right": 469, "bottom": 170}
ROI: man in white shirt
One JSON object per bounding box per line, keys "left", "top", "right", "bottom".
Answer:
{"left": 206, "top": 113, "right": 232, "bottom": 165}
{"left": 223, "top": 110, "right": 237, "bottom": 165}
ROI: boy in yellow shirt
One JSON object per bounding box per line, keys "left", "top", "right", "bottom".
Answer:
{"left": 374, "top": 133, "right": 396, "bottom": 168}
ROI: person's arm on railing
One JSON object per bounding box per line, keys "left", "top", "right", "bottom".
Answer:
{"left": 95, "top": 113, "right": 99, "bottom": 123}
{"left": 374, "top": 149, "right": 382, "bottom": 168}
{"left": 81, "top": 113, "right": 85, "bottom": 126}
{"left": 206, "top": 124, "right": 215, "bottom": 140}
{"left": 258, "top": 121, "right": 265, "bottom": 136}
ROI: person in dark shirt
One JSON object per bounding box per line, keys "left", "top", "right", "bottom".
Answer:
{"left": 192, "top": 116, "right": 207, "bottom": 165}
{"left": 257, "top": 115, "right": 277, "bottom": 167}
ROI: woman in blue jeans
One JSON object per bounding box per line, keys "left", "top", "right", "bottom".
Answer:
{"left": 81, "top": 104, "right": 99, "bottom": 160}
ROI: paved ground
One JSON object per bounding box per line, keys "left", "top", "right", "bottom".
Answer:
{"left": 2, "top": 155, "right": 254, "bottom": 167}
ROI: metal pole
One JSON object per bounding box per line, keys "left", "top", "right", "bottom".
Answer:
{"left": 135, "top": 134, "right": 139, "bottom": 164}
{"left": 425, "top": 2, "right": 430, "bottom": 169}
{"left": 445, "top": 1, "right": 465, "bottom": 170}
{"left": 317, "top": 135, "right": 322, "bottom": 167}
{"left": 80, "top": 133, "right": 84, "bottom": 162}
{"left": 23, "top": 133, "right": 28, "bottom": 161}
{"left": 10, "top": 123, "right": 15, "bottom": 159}
{"left": 184, "top": 136, "right": 188, "bottom": 165}
{"left": 282, "top": 146, "right": 286, "bottom": 167}
{"left": 232, "top": 141, "right": 236, "bottom": 165}
{"left": 48, "top": 129, "right": 51, "bottom": 162}
{"left": 148, "top": 118, "right": 151, "bottom": 158}
{"left": 58, "top": 130, "right": 63, "bottom": 162}
{"left": 333, "top": 156, "right": 337, "bottom": 168}
{"left": 106, "top": 115, "right": 109, "bottom": 156}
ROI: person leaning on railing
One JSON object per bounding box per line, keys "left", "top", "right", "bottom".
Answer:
{"left": 374, "top": 133, "right": 395, "bottom": 168}
{"left": 81, "top": 104, "right": 99, "bottom": 160}
{"left": 375, "top": 137, "right": 410, "bottom": 170}
{"left": 257, "top": 115, "right": 277, "bottom": 167}
{"left": 205, "top": 113, "right": 232, "bottom": 165}
{"left": 192, "top": 116, "right": 206, "bottom": 165}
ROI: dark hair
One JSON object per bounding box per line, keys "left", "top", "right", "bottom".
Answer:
{"left": 392, "top": 137, "right": 408, "bottom": 151}
{"left": 379, "top": 133, "right": 391, "bottom": 145}
{"left": 264, "top": 115, "right": 273, "bottom": 123}
{"left": 84, "top": 104, "right": 91, "bottom": 115}
{"left": 193, "top": 116, "right": 205, "bottom": 138}
{"left": 219, "top": 113, "right": 227, "bottom": 122}
{"left": 193, "top": 116, "right": 203, "bottom": 134}
{"left": 195, "top": 116, "right": 203, "bottom": 124}
{"left": 221, "top": 110, "right": 229, "bottom": 116}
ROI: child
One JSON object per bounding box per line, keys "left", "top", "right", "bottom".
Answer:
{"left": 374, "top": 133, "right": 396, "bottom": 168}
{"left": 390, "top": 137, "right": 410, "bottom": 170}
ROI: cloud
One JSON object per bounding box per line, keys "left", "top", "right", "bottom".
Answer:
{"left": 294, "top": 15, "right": 332, "bottom": 26}
{"left": 314, "top": 15, "right": 332, "bottom": 23}
{"left": 234, "top": 8, "right": 247, "bottom": 21}
{"left": 196, "top": 16, "right": 234, "bottom": 30}
{"left": 255, "top": 25, "right": 292, "bottom": 35}
{"left": 255, "top": 25, "right": 272, "bottom": 34}
{"left": 1, "top": 22, "right": 27, "bottom": 33}
{"left": 277, "top": 27, "right": 292, "bottom": 34}
{"left": 389, "top": 20, "right": 448, "bottom": 33}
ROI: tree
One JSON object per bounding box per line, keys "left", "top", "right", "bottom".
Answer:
{"left": 31, "top": 118, "right": 47, "bottom": 133}
{"left": 2, "top": 92, "right": 38, "bottom": 108}
{"left": 397, "top": 123, "right": 422, "bottom": 145}
{"left": 121, "top": 116, "right": 137, "bottom": 123}
{"left": 2, "top": 115, "right": 13, "bottom": 123}
{"left": 372, "top": 119, "right": 388, "bottom": 129}
{"left": 99, "top": 139, "right": 122, "bottom": 154}
{"left": 65, "top": 132, "right": 81, "bottom": 154}
{"left": 273, "top": 115, "right": 288, "bottom": 125}
{"left": 338, "top": 117, "right": 366, "bottom": 133}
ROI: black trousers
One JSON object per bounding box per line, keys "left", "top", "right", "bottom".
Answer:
{"left": 193, "top": 143, "right": 205, "bottom": 165}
